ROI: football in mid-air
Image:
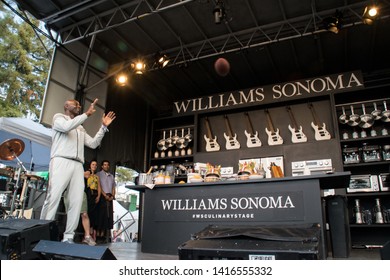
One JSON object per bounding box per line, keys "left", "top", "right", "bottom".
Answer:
{"left": 214, "top": 57, "right": 230, "bottom": 77}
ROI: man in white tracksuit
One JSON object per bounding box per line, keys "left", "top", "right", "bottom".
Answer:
{"left": 40, "top": 98, "right": 116, "bottom": 243}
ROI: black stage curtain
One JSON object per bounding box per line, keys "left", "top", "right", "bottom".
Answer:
{"left": 92, "top": 83, "right": 152, "bottom": 173}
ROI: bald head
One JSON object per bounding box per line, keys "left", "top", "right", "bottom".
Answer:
{"left": 64, "top": 99, "right": 81, "bottom": 118}
{"left": 64, "top": 99, "right": 79, "bottom": 110}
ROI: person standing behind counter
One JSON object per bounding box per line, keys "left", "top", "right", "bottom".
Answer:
{"left": 40, "top": 98, "right": 116, "bottom": 244}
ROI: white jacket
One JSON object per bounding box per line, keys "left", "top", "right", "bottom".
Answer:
{"left": 51, "top": 113, "right": 106, "bottom": 163}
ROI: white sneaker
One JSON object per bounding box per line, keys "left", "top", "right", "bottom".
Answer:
{"left": 62, "top": 238, "right": 74, "bottom": 244}
{"left": 82, "top": 236, "right": 96, "bottom": 246}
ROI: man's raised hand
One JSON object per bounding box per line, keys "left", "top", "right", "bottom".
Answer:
{"left": 102, "top": 111, "right": 116, "bottom": 127}
{"left": 85, "top": 98, "right": 99, "bottom": 116}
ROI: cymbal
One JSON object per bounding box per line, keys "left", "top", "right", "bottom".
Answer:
{"left": 21, "top": 174, "right": 42, "bottom": 181}
{"left": 0, "top": 138, "right": 25, "bottom": 160}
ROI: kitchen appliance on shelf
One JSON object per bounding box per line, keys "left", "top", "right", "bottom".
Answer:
{"left": 347, "top": 175, "right": 380, "bottom": 193}
{"left": 379, "top": 173, "right": 390, "bottom": 191}
{"left": 291, "top": 159, "right": 333, "bottom": 177}
{"left": 291, "top": 159, "right": 334, "bottom": 196}
{"left": 361, "top": 144, "right": 382, "bottom": 163}
{"left": 342, "top": 146, "right": 361, "bottom": 164}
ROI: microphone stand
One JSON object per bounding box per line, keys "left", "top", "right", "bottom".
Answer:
{"left": 7, "top": 150, "right": 27, "bottom": 219}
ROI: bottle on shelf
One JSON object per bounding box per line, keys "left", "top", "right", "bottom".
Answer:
{"left": 353, "top": 199, "right": 364, "bottom": 224}
{"left": 373, "top": 198, "right": 384, "bottom": 224}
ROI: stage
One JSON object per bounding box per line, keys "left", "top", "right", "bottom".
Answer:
{"left": 107, "top": 242, "right": 380, "bottom": 260}
{"left": 0, "top": 218, "right": 384, "bottom": 260}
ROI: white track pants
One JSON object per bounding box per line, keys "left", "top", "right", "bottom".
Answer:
{"left": 40, "top": 157, "right": 84, "bottom": 240}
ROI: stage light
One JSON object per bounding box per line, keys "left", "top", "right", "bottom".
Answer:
{"left": 363, "top": 5, "right": 379, "bottom": 25}
{"left": 323, "top": 11, "right": 343, "bottom": 34}
{"left": 132, "top": 61, "right": 146, "bottom": 74}
{"left": 156, "top": 54, "right": 170, "bottom": 68}
{"left": 213, "top": 0, "right": 225, "bottom": 24}
{"left": 115, "top": 73, "right": 128, "bottom": 86}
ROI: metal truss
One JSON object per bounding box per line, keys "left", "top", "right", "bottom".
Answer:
{"left": 38, "top": 0, "right": 390, "bottom": 73}
{"left": 162, "top": 2, "right": 390, "bottom": 69}
{"left": 45, "top": 0, "right": 197, "bottom": 44}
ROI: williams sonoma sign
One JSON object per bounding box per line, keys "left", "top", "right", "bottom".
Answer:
{"left": 153, "top": 191, "right": 304, "bottom": 222}
{"left": 173, "top": 71, "right": 364, "bottom": 115}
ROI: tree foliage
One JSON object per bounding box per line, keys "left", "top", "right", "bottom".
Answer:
{"left": 115, "top": 166, "right": 138, "bottom": 184}
{"left": 0, "top": 3, "right": 53, "bottom": 120}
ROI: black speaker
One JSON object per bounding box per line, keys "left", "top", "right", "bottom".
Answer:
{"left": 326, "top": 195, "right": 351, "bottom": 258}
{"left": 380, "top": 241, "right": 390, "bottom": 260}
{"left": 33, "top": 240, "right": 117, "bottom": 260}
{"left": 0, "top": 219, "right": 58, "bottom": 260}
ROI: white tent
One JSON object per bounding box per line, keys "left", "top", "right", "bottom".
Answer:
{"left": 113, "top": 200, "right": 139, "bottom": 242}
{"left": 0, "top": 117, "right": 52, "bottom": 171}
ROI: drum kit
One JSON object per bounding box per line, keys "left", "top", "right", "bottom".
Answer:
{"left": 0, "top": 138, "right": 43, "bottom": 219}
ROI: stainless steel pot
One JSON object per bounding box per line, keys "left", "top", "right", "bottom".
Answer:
{"left": 166, "top": 130, "right": 174, "bottom": 148}
{"left": 348, "top": 105, "right": 360, "bottom": 126}
{"left": 382, "top": 101, "right": 390, "bottom": 122}
{"left": 184, "top": 127, "right": 193, "bottom": 142}
{"left": 157, "top": 131, "right": 168, "bottom": 151}
{"left": 176, "top": 128, "right": 188, "bottom": 149}
{"left": 339, "top": 106, "right": 348, "bottom": 124}
{"left": 371, "top": 102, "right": 382, "bottom": 120}
{"left": 359, "top": 104, "right": 374, "bottom": 128}
{"left": 171, "top": 129, "right": 179, "bottom": 145}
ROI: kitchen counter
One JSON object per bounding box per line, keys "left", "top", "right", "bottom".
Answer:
{"left": 127, "top": 172, "right": 351, "bottom": 258}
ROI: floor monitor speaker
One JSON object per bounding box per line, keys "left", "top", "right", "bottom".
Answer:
{"left": 0, "top": 219, "right": 58, "bottom": 260}
{"left": 33, "top": 240, "right": 117, "bottom": 260}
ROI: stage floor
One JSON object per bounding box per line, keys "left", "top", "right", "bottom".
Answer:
{"left": 106, "top": 242, "right": 381, "bottom": 260}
